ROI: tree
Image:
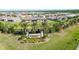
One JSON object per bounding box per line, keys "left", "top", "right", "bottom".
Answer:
{"left": 21, "top": 21, "right": 28, "bottom": 35}
{"left": 42, "top": 19, "right": 49, "bottom": 35}
{"left": 0, "top": 21, "right": 9, "bottom": 33}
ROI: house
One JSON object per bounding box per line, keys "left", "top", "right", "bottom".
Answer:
{"left": 0, "top": 12, "right": 21, "bottom": 22}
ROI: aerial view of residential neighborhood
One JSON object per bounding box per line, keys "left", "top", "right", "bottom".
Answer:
{"left": 0, "top": 10, "right": 79, "bottom": 50}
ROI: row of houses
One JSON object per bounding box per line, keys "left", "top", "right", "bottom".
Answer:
{"left": 0, "top": 12, "right": 79, "bottom": 22}
{"left": 0, "top": 12, "right": 21, "bottom": 22}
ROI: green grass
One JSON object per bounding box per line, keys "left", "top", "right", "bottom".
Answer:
{"left": 0, "top": 33, "right": 31, "bottom": 50}
{"left": 0, "top": 24, "right": 79, "bottom": 50}
{"left": 29, "top": 25, "right": 79, "bottom": 50}
{"left": 48, "top": 20, "right": 59, "bottom": 25}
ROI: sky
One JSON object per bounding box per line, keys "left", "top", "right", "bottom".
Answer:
{"left": 0, "top": 0, "right": 79, "bottom": 10}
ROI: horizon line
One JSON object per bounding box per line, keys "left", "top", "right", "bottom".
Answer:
{"left": 0, "top": 9, "right": 79, "bottom": 11}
